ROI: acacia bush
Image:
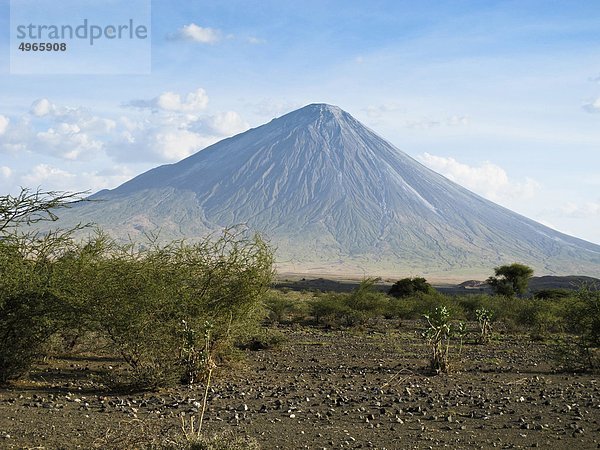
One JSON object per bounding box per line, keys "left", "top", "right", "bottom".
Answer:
{"left": 58, "top": 229, "right": 274, "bottom": 388}
{"left": 0, "top": 189, "right": 84, "bottom": 382}
{"left": 0, "top": 188, "right": 274, "bottom": 387}
{"left": 388, "top": 277, "right": 435, "bottom": 298}
{"left": 554, "top": 287, "right": 600, "bottom": 371}
{"left": 310, "top": 279, "right": 388, "bottom": 327}
{"left": 264, "top": 290, "right": 310, "bottom": 325}
{"left": 385, "top": 291, "right": 454, "bottom": 320}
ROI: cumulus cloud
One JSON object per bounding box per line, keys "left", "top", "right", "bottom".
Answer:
{"left": 0, "top": 166, "right": 11, "bottom": 178}
{"left": 418, "top": 153, "right": 540, "bottom": 202}
{"left": 206, "top": 111, "right": 249, "bottom": 135}
{"left": 172, "top": 24, "right": 221, "bottom": 43}
{"left": 405, "top": 115, "right": 470, "bottom": 129}
{"left": 6, "top": 99, "right": 115, "bottom": 160}
{"left": 2, "top": 88, "right": 249, "bottom": 169}
{"left": 36, "top": 123, "right": 104, "bottom": 160}
{"left": 127, "top": 88, "right": 209, "bottom": 113}
{"left": 363, "top": 105, "right": 470, "bottom": 127}
{"left": 21, "top": 164, "right": 76, "bottom": 187}
{"left": 0, "top": 115, "right": 10, "bottom": 135}
{"left": 154, "top": 130, "right": 215, "bottom": 161}
{"left": 252, "top": 99, "right": 302, "bottom": 118}
{"left": 30, "top": 98, "right": 55, "bottom": 117}
{"left": 18, "top": 164, "right": 135, "bottom": 193}
{"left": 246, "top": 36, "right": 266, "bottom": 44}
{"left": 113, "top": 93, "right": 249, "bottom": 163}
{"left": 559, "top": 201, "right": 600, "bottom": 218}
{"left": 583, "top": 98, "right": 600, "bottom": 113}
{"left": 363, "top": 103, "right": 402, "bottom": 118}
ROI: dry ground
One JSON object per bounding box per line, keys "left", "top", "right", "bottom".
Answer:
{"left": 1, "top": 322, "right": 599, "bottom": 449}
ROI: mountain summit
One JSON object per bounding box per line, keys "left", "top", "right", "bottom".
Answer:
{"left": 67, "top": 104, "right": 600, "bottom": 277}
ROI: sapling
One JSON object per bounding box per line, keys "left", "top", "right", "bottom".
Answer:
{"left": 475, "top": 307, "right": 493, "bottom": 344}
{"left": 422, "top": 306, "right": 452, "bottom": 374}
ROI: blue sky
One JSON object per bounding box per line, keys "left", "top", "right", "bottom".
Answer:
{"left": 1, "top": 0, "right": 599, "bottom": 244}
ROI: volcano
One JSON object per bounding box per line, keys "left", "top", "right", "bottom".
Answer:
{"left": 63, "top": 104, "right": 600, "bottom": 277}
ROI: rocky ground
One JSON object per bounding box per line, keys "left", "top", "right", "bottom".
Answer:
{"left": 1, "top": 323, "right": 599, "bottom": 449}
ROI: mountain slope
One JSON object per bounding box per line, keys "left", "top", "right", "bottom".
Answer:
{"left": 62, "top": 104, "right": 600, "bottom": 277}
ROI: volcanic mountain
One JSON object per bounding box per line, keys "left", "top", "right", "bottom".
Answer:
{"left": 62, "top": 104, "right": 600, "bottom": 277}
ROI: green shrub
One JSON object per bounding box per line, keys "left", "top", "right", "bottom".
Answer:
{"left": 475, "top": 307, "right": 493, "bottom": 344}
{"left": 385, "top": 291, "right": 454, "bottom": 320}
{"left": 553, "top": 287, "right": 600, "bottom": 371}
{"left": 310, "top": 278, "right": 390, "bottom": 327}
{"left": 264, "top": 290, "right": 309, "bottom": 324}
{"left": 487, "top": 263, "right": 534, "bottom": 297}
{"left": 0, "top": 189, "right": 84, "bottom": 383}
{"left": 58, "top": 229, "right": 274, "bottom": 388}
{"left": 533, "top": 289, "right": 571, "bottom": 300}
{"left": 310, "top": 293, "right": 357, "bottom": 327}
{"left": 388, "top": 277, "right": 435, "bottom": 298}
{"left": 422, "top": 306, "right": 453, "bottom": 374}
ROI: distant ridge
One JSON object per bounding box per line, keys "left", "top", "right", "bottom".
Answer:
{"left": 58, "top": 103, "right": 600, "bottom": 277}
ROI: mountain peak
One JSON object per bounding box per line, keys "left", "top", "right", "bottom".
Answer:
{"left": 73, "top": 104, "right": 600, "bottom": 277}
{"left": 302, "top": 103, "right": 343, "bottom": 113}
{"left": 277, "top": 103, "right": 347, "bottom": 124}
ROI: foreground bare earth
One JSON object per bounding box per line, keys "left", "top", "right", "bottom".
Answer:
{"left": 1, "top": 323, "right": 599, "bottom": 449}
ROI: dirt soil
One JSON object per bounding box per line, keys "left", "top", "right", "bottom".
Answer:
{"left": 1, "top": 322, "right": 599, "bottom": 449}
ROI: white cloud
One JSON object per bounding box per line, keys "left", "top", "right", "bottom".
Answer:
{"left": 363, "top": 105, "right": 470, "bottom": 127}
{"left": 0, "top": 166, "right": 11, "bottom": 178}
{"left": 36, "top": 123, "right": 104, "bottom": 160}
{"left": 405, "top": 115, "right": 470, "bottom": 129}
{"left": 21, "top": 164, "right": 76, "bottom": 187}
{"left": 252, "top": 99, "right": 302, "bottom": 117}
{"left": 3, "top": 89, "right": 249, "bottom": 167}
{"left": 418, "top": 153, "right": 540, "bottom": 202}
{"left": 111, "top": 114, "right": 219, "bottom": 163}
{"left": 559, "top": 201, "right": 600, "bottom": 218}
{"left": 206, "top": 111, "right": 249, "bottom": 135}
{"left": 246, "top": 36, "right": 266, "bottom": 44}
{"left": 128, "top": 88, "right": 209, "bottom": 113}
{"left": 17, "top": 164, "right": 135, "bottom": 193}
{"left": 0, "top": 115, "right": 9, "bottom": 135}
{"left": 148, "top": 129, "right": 216, "bottom": 162}
{"left": 30, "top": 98, "right": 55, "bottom": 117}
{"left": 363, "top": 103, "right": 402, "bottom": 118}
{"left": 583, "top": 98, "right": 600, "bottom": 113}
{"left": 447, "top": 115, "right": 470, "bottom": 126}
{"left": 0, "top": 98, "right": 117, "bottom": 160}
{"left": 174, "top": 24, "right": 221, "bottom": 43}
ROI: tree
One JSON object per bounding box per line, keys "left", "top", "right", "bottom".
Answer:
{"left": 486, "top": 263, "right": 534, "bottom": 297}
{"left": 0, "top": 188, "right": 87, "bottom": 382}
{"left": 0, "top": 188, "right": 84, "bottom": 233}
{"left": 388, "top": 277, "right": 435, "bottom": 298}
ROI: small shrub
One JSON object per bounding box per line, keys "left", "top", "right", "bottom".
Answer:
{"left": 264, "top": 292, "right": 296, "bottom": 324}
{"left": 236, "top": 328, "right": 286, "bottom": 351}
{"left": 553, "top": 287, "right": 600, "bottom": 371}
{"left": 310, "top": 278, "right": 390, "bottom": 328}
{"left": 475, "top": 307, "right": 493, "bottom": 344}
{"left": 422, "top": 306, "right": 453, "bottom": 374}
